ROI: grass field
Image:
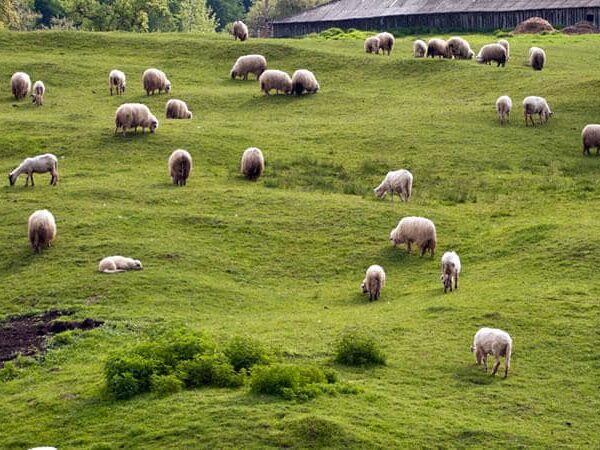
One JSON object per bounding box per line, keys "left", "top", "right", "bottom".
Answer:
{"left": 0, "top": 31, "right": 599, "bottom": 448}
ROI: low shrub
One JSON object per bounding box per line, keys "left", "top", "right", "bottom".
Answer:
{"left": 105, "top": 353, "right": 158, "bottom": 399}
{"left": 0, "top": 361, "right": 19, "bottom": 382}
{"left": 177, "top": 353, "right": 244, "bottom": 388}
{"left": 151, "top": 374, "right": 184, "bottom": 396}
{"left": 224, "top": 336, "right": 271, "bottom": 372}
{"left": 334, "top": 330, "right": 386, "bottom": 366}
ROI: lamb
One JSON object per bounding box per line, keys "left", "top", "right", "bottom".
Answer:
{"left": 165, "top": 99, "right": 192, "bottom": 119}
{"left": 98, "top": 256, "right": 143, "bottom": 273}
{"left": 427, "top": 38, "right": 450, "bottom": 58}
{"left": 470, "top": 327, "right": 512, "bottom": 378}
{"left": 11, "top": 72, "right": 31, "bottom": 100}
{"left": 230, "top": 54, "right": 267, "bottom": 80}
{"left": 497, "top": 39, "right": 510, "bottom": 60}
{"left": 476, "top": 44, "right": 507, "bottom": 67}
{"left": 440, "top": 251, "right": 461, "bottom": 293}
{"left": 447, "top": 36, "right": 474, "bottom": 59}
{"left": 373, "top": 169, "right": 413, "bottom": 202}
{"left": 360, "top": 265, "right": 386, "bottom": 301}
{"left": 232, "top": 20, "right": 248, "bottom": 41}
{"left": 581, "top": 124, "right": 600, "bottom": 156}
{"left": 376, "top": 32, "right": 395, "bottom": 55}
{"left": 413, "top": 39, "right": 427, "bottom": 57}
{"left": 168, "top": 149, "right": 192, "bottom": 186}
{"left": 523, "top": 96, "right": 552, "bottom": 126}
{"left": 31, "top": 81, "right": 45, "bottom": 106}
{"left": 364, "top": 36, "right": 380, "bottom": 54}
{"left": 108, "top": 69, "right": 126, "bottom": 96}
{"left": 28, "top": 209, "right": 56, "bottom": 253}
{"left": 142, "top": 68, "right": 171, "bottom": 95}
{"left": 495, "top": 95, "right": 512, "bottom": 125}
{"left": 529, "top": 47, "right": 546, "bottom": 71}
{"left": 114, "top": 103, "right": 159, "bottom": 135}
{"left": 389, "top": 216, "right": 436, "bottom": 256}
{"left": 240, "top": 147, "right": 264, "bottom": 180}
{"left": 291, "top": 69, "right": 320, "bottom": 95}
{"left": 258, "top": 70, "right": 292, "bottom": 95}
{"left": 9, "top": 153, "right": 58, "bottom": 187}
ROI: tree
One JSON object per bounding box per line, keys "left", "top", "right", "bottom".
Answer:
{"left": 206, "top": 0, "right": 243, "bottom": 30}
{"left": 176, "top": 0, "right": 217, "bottom": 32}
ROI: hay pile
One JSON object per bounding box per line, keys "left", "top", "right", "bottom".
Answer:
{"left": 562, "top": 21, "right": 600, "bottom": 34}
{"left": 513, "top": 17, "right": 555, "bottom": 34}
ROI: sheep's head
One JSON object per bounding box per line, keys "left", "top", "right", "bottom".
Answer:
{"left": 150, "top": 118, "right": 159, "bottom": 133}
{"left": 467, "top": 50, "right": 474, "bottom": 59}
{"left": 442, "top": 273, "right": 452, "bottom": 291}
{"left": 187, "top": 111, "right": 193, "bottom": 119}
{"left": 8, "top": 173, "right": 16, "bottom": 186}
{"left": 374, "top": 186, "right": 386, "bottom": 198}
{"left": 230, "top": 69, "right": 237, "bottom": 79}
{"left": 360, "top": 281, "right": 368, "bottom": 294}
{"left": 132, "top": 260, "right": 143, "bottom": 270}
{"left": 165, "top": 81, "right": 172, "bottom": 93}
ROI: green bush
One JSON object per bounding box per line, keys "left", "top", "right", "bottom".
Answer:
{"left": 151, "top": 374, "right": 184, "bottom": 396}
{"left": 250, "top": 364, "right": 329, "bottom": 397}
{"left": 224, "top": 336, "right": 271, "bottom": 372}
{"left": 105, "top": 354, "right": 158, "bottom": 399}
{"left": 177, "top": 353, "right": 244, "bottom": 388}
{"left": 334, "top": 330, "right": 386, "bottom": 366}
{"left": 0, "top": 361, "right": 19, "bottom": 382}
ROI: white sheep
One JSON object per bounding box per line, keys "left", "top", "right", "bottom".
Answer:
{"left": 230, "top": 55, "right": 267, "bottom": 80}
{"left": 373, "top": 169, "right": 413, "bottom": 202}
{"left": 232, "top": 20, "right": 248, "bottom": 41}
{"left": 114, "top": 103, "right": 159, "bottom": 135}
{"left": 523, "top": 96, "right": 552, "bottom": 126}
{"left": 168, "top": 149, "right": 192, "bottom": 186}
{"left": 361, "top": 265, "right": 386, "bottom": 301}
{"left": 258, "top": 70, "right": 292, "bottom": 95}
{"left": 497, "top": 39, "right": 510, "bottom": 60}
{"left": 447, "top": 36, "right": 474, "bottom": 59}
{"left": 495, "top": 95, "right": 512, "bottom": 125}
{"left": 31, "top": 81, "right": 45, "bottom": 106}
{"left": 389, "top": 216, "right": 436, "bottom": 256}
{"left": 165, "top": 99, "right": 192, "bottom": 119}
{"left": 413, "top": 39, "right": 427, "bottom": 57}
{"left": 581, "top": 124, "right": 600, "bottom": 156}
{"left": 11, "top": 72, "right": 31, "bottom": 100}
{"left": 9, "top": 153, "right": 58, "bottom": 187}
{"left": 291, "top": 69, "right": 319, "bottom": 95}
{"left": 28, "top": 209, "right": 56, "bottom": 253}
{"left": 529, "top": 47, "right": 546, "bottom": 71}
{"left": 376, "top": 32, "right": 395, "bottom": 55}
{"left": 427, "top": 38, "right": 450, "bottom": 58}
{"left": 240, "top": 147, "right": 264, "bottom": 180}
{"left": 476, "top": 44, "right": 507, "bottom": 67}
{"left": 142, "top": 68, "right": 171, "bottom": 95}
{"left": 440, "top": 251, "right": 461, "bottom": 293}
{"left": 470, "top": 327, "right": 512, "bottom": 378}
{"left": 364, "top": 36, "right": 380, "bottom": 54}
{"left": 109, "top": 69, "right": 126, "bottom": 96}
{"left": 98, "top": 256, "right": 143, "bottom": 273}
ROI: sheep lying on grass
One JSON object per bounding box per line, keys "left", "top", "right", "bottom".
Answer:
{"left": 230, "top": 55, "right": 267, "bottom": 80}
{"left": 440, "top": 251, "right": 461, "bottom": 293}
{"left": 166, "top": 99, "right": 192, "bottom": 119}
{"left": 142, "top": 68, "right": 171, "bottom": 95}
{"left": 99, "top": 256, "right": 143, "bottom": 273}
{"left": 361, "top": 265, "right": 386, "bottom": 301}
{"left": 11, "top": 72, "right": 31, "bottom": 100}
{"left": 31, "top": 81, "right": 45, "bottom": 106}
{"left": 413, "top": 40, "right": 427, "bottom": 57}
{"left": 476, "top": 44, "right": 506, "bottom": 67}
{"left": 28, "top": 209, "right": 56, "bottom": 253}
{"left": 495, "top": 95, "right": 512, "bottom": 125}
{"left": 291, "top": 69, "right": 319, "bottom": 95}
{"left": 168, "top": 149, "right": 192, "bottom": 186}
{"left": 109, "top": 70, "right": 126, "bottom": 96}
{"left": 471, "top": 328, "right": 512, "bottom": 378}
{"left": 523, "top": 96, "right": 552, "bottom": 126}
{"left": 389, "top": 217, "right": 436, "bottom": 256}
{"left": 373, "top": 169, "right": 413, "bottom": 202}
{"left": 364, "top": 36, "right": 380, "bottom": 54}
{"left": 259, "top": 70, "right": 292, "bottom": 95}
{"left": 232, "top": 20, "right": 248, "bottom": 41}
{"left": 114, "top": 103, "right": 159, "bottom": 135}
{"left": 241, "top": 147, "right": 264, "bottom": 180}
{"left": 9, "top": 153, "right": 58, "bottom": 187}
{"left": 581, "top": 124, "right": 600, "bottom": 155}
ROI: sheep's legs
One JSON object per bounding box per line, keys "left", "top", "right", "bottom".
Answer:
{"left": 491, "top": 358, "right": 501, "bottom": 376}
{"left": 455, "top": 273, "right": 459, "bottom": 290}
{"left": 406, "top": 242, "right": 412, "bottom": 253}
{"left": 482, "top": 355, "right": 488, "bottom": 372}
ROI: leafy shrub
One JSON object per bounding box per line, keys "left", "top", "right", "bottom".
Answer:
{"left": 250, "top": 364, "right": 328, "bottom": 397}
{"left": 334, "top": 330, "right": 386, "bottom": 366}
{"left": 151, "top": 374, "right": 184, "bottom": 396}
{"left": 105, "top": 354, "right": 158, "bottom": 399}
{"left": 224, "top": 336, "right": 271, "bottom": 372}
{"left": 0, "top": 361, "right": 19, "bottom": 382}
{"left": 177, "top": 353, "right": 244, "bottom": 388}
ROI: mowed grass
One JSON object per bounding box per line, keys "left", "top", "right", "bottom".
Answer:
{"left": 0, "top": 31, "right": 599, "bottom": 448}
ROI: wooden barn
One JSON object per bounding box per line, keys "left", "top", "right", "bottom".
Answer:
{"left": 273, "top": 0, "right": 600, "bottom": 37}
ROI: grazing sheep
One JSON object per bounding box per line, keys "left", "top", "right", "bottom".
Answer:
{"left": 142, "top": 68, "right": 171, "bottom": 95}
{"left": 427, "top": 38, "right": 450, "bottom": 58}
{"left": 389, "top": 216, "right": 436, "bottom": 257}
{"left": 471, "top": 328, "right": 512, "bottom": 378}
{"left": 168, "top": 149, "right": 192, "bottom": 186}
{"left": 364, "top": 36, "right": 380, "bottom": 54}
{"left": 581, "top": 124, "right": 600, "bottom": 156}
{"left": 165, "top": 99, "right": 192, "bottom": 119}
{"left": 529, "top": 47, "right": 546, "bottom": 71}
{"left": 28, "top": 209, "right": 56, "bottom": 253}
{"left": 447, "top": 36, "right": 474, "bottom": 59}
{"left": 413, "top": 39, "right": 427, "bottom": 57}
{"left": 9, "top": 153, "right": 58, "bottom": 187}
{"left": 31, "top": 81, "right": 45, "bottom": 106}
{"left": 440, "top": 251, "right": 461, "bottom": 293}
{"left": 109, "top": 69, "right": 126, "bottom": 96}
{"left": 258, "top": 70, "right": 292, "bottom": 95}
{"left": 373, "top": 169, "right": 413, "bottom": 202}
{"left": 240, "top": 147, "right": 264, "bottom": 180}
{"left": 230, "top": 54, "right": 267, "bottom": 80}
{"left": 232, "top": 20, "right": 248, "bottom": 41}
{"left": 497, "top": 39, "right": 510, "bottom": 60}
{"left": 291, "top": 69, "right": 319, "bottom": 95}
{"left": 376, "top": 32, "right": 395, "bottom": 55}
{"left": 361, "top": 265, "right": 386, "bottom": 301}
{"left": 11, "top": 72, "right": 31, "bottom": 100}
{"left": 495, "top": 95, "right": 512, "bottom": 125}
{"left": 114, "top": 103, "right": 159, "bottom": 135}
{"left": 476, "top": 44, "right": 507, "bottom": 67}
{"left": 523, "top": 96, "right": 552, "bottom": 126}
{"left": 98, "top": 256, "right": 143, "bottom": 273}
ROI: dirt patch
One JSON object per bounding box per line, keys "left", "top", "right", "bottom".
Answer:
{"left": 0, "top": 310, "right": 103, "bottom": 367}
{"left": 562, "top": 21, "right": 600, "bottom": 34}
{"left": 513, "top": 17, "right": 555, "bottom": 34}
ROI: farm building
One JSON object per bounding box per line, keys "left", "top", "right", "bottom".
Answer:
{"left": 272, "top": 0, "right": 600, "bottom": 37}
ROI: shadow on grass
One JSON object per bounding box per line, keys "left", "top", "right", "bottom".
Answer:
{"left": 454, "top": 365, "right": 498, "bottom": 386}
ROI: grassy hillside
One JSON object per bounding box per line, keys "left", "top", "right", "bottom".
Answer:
{"left": 0, "top": 31, "right": 599, "bottom": 448}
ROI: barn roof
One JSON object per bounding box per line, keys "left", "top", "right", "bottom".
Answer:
{"left": 274, "top": 0, "right": 600, "bottom": 24}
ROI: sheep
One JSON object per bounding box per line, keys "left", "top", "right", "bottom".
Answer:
{"left": 11, "top": 72, "right": 31, "bottom": 100}
{"left": 232, "top": 20, "right": 248, "bottom": 41}
{"left": 476, "top": 44, "right": 507, "bottom": 67}
{"left": 168, "top": 149, "right": 192, "bottom": 186}
{"left": 9, "top": 153, "right": 58, "bottom": 187}
{"left": 114, "top": 103, "right": 159, "bottom": 135}
{"left": 376, "top": 32, "right": 395, "bottom": 55}
{"left": 497, "top": 39, "right": 510, "bottom": 60}
{"left": 495, "top": 95, "right": 512, "bottom": 125}
{"left": 165, "top": 99, "right": 192, "bottom": 119}
{"left": 142, "top": 68, "right": 171, "bottom": 95}
{"left": 523, "top": 96, "right": 552, "bottom": 126}
{"left": 529, "top": 47, "right": 546, "bottom": 71}
{"left": 440, "top": 251, "right": 461, "bottom": 293}
{"left": 413, "top": 39, "right": 427, "bottom": 57}
{"left": 28, "top": 209, "right": 56, "bottom": 253}
{"left": 240, "top": 147, "right": 264, "bottom": 180}
{"left": 98, "top": 256, "right": 143, "bottom": 273}
{"left": 230, "top": 54, "right": 267, "bottom": 80}
{"left": 427, "top": 38, "right": 450, "bottom": 58}
{"left": 447, "top": 36, "right": 474, "bottom": 59}
{"left": 581, "top": 124, "right": 600, "bottom": 156}
{"left": 360, "top": 265, "right": 386, "bottom": 301}
{"left": 108, "top": 69, "right": 126, "bottom": 96}
{"left": 31, "top": 81, "right": 45, "bottom": 106}
{"left": 470, "top": 327, "right": 512, "bottom": 378}
{"left": 364, "top": 36, "right": 380, "bottom": 54}
{"left": 291, "top": 69, "right": 319, "bottom": 95}
{"left": 373, "top": 169, "right": 413, "bottom": 202}
{"left": 389, "top": 216, "right": 436, "bottom": 257}
{"left": 258, "top": 70, "right": 292, "bottom": 95}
